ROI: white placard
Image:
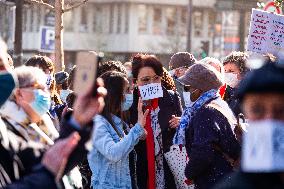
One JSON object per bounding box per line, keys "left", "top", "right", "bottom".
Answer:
{"left": 242, "top": 120, "right": 284, "bottom": 172}
{"left": 138, "top": 83, "right": 163, "bottom": 100}
{"left": 247, "top": 9, "right": 284, "bottom": 57}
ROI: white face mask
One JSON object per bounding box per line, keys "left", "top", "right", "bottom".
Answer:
{"left": 183, "top": 91, "right": 195, "bottom": 108}
{"left": 242, "top": 120, "right": 284, "bottom": 172}
{"left": 224, "top": 72, "right": 239, "bottom": 88}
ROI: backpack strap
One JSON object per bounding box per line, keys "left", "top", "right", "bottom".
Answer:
{"left": 207, "top": 101, "right": 240, "bottom": 169}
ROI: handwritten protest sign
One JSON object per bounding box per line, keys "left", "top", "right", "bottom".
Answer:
{"left": 139, "top": 83, "right": 163, "bottom": 100}
{"left": 242, "top": 121, "right": 284, "bottom": 172}
{"left": 247, "top": 9, "right": 284, "bottom": 56}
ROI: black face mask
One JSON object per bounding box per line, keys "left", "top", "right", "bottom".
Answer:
{"left": 0, "top": 72, "right": 16, "bottom": 107}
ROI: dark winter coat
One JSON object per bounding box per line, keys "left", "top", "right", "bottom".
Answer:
{"left": 185, "top": 98, "right": 241, "bottom": 189}
{"left": 223, "top": 86, "right": 242, "bottom": 117}
{"left": 129, "top": 87, "right": 183, "bottom": 189}
{"left": 1, "top": 112, "right": 93, "bottom": 188}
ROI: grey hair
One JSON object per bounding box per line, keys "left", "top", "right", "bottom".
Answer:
{"left": 200, "top": 57, "right": 225, "bottom": 75}
{"left": 14, "top": 66, "right": 47, "bottom": 88}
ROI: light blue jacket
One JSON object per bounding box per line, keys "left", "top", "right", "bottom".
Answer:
{"left": 88, "top": 114, "right": 144, "bottom": 189}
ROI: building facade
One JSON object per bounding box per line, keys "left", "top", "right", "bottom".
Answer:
{"left": 0, "top": 0, "right": 256, "bottom": 68}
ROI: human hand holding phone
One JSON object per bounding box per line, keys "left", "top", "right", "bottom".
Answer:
{"left": 74, "top": 51, "right": 103, "bottom": 97}
{"left": 73, "top": 78, "right": 107, "bottom": 127}
{"left": 137, "top": 98, "right": 149, "bottom": 128}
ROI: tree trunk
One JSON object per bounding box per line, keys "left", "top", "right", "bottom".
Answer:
{"left": 186, "top": 0, "right": 193, "bottom": 52}
{"left": 14, "top": 0, "right": 23, "bottom": 67}
{"left": 55, "top": 0, "right": 64, "bottom": 72}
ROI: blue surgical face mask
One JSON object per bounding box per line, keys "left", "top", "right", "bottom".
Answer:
{"left": 122, "top": 93, "right": 133, "bottom": 111}
{"left": 60, "top": 89, "right": 71, "bottom": 103}
{"left": 0, "top": 72, "right": 16, "bottom": 107}
{"left": 31, "top": 89, "right": 51, "bottom": 116}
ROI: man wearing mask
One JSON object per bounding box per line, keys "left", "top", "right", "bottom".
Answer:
{"left": 169, "top": 52, "right": 196, "bottom": 108}
{"left": 223, "top": 51, "right": 249, "bottom": 116}
{"left": 174, "top": 63, "right": 240, "bottom": 189}
{"left": 215, "top": 60, "right": 284, "bottom": 189}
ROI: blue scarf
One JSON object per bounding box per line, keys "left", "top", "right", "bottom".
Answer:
{"left": 173, "top": 89, "right": 219, "bottom": 145}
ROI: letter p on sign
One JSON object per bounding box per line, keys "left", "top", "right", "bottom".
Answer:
{"left": 40, "top": 26, "right": 55, "bottom": 53}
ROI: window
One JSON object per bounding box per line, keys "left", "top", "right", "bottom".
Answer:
{"left": 138, "top": 5, "right": 147, "bottom": 34}
{"left": 180, "top": 8, "right": 187, "bottom": 36}
{"left": 93, "top": 5, "right": 103, "bottom": 33}
{"left": 30, "top": 7, "right": 34, "bottom": 32}
{"left": 166, "top": 7, "right": 177, "bottom": 35}
{"left": 117, "top": 4, "right": 122, "bottom": 33}
{"left": 64, "top": 11, "right": 74, "bottom": 32}
{"left": 35, "top": 6, "right": 41, "bottom": 32}
{"left": 208, "top": 11, "right": 216, "bottom": 37}
{"left": 153, "top": 8, "right": 162, "bottom": 35}
{"left": 23, "top": 7, "right": 28, "bottom": 32}
{"left": 193, "top": 11, "right": 203, "bottom": 37}
{"left": 125, "top": 4, "right": 129, "bottom": 33}
{"left": 80, "top": 6, "right": 88, "bottom": 32}
{"left": 109, "top": 5, "right": 114, "bottom": 33}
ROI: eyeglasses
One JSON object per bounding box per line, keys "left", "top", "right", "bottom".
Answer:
{"left": 20, "top": 83, "right": 45, "bottom": 90}
{"left": 138, "top": 75, "right": 160, "bottom": 84}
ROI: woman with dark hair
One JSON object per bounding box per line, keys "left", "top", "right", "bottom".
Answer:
{"left": 222, "top": 51, "right": 249, "bottom": 116}
{"left": 130, "top": 54, "right": 182, "bottom": 189}
{"left": 88, "top": 71, "right": 148, "bottom": 189}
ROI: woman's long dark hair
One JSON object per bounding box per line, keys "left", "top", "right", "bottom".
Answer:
{"left": 100, "top": 71, "right": 127, "bottom": 137}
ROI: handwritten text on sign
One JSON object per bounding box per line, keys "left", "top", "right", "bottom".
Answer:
{"left": 247, "top": 9, "right": 284, "bottom": 55}
{"left": 139, "top": 83, "right": 163, "bottom": 100}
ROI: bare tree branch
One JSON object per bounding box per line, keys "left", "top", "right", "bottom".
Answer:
{"left": 63, "top": 0, "right": 89, "bottom": 13}
{"left": 24, "top": 0, "right": 55, "bottom": 10}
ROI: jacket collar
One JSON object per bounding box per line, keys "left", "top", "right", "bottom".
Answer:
{"left": 0, "top": 100, "right": 30, "bottom": 125}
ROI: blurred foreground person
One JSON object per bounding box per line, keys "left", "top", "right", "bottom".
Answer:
{"left": 0, "top": 66, "right": 59, "bottom": 144}
{"left": 169, "top": 52, "right": 196, "bottom": 108}
{"left": 130, "top": 54, "right": 182, "bottom": 189}
{"left": 223, "top": 52, "right": 249, "bottom": 116}
{"left": 88, "top": 71, "right": 148, "bottom": 189}
{"left": 0, "top": 39, "right": 106, "bottom": 188}
{"left": 215, "top": 60, "right": 284, "bottom": 189}
{"left": 174, "top": 63, "right": 240, "bottom": 189}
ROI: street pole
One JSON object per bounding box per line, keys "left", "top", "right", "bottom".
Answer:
{"left": 14, "top": 0, "right": 23, "bottom": 67}
{"left": 55, "top": 0, "right": 64, "bottom": 72}
{"left": 186, "top": 0, "right": 193, "bottom": 52}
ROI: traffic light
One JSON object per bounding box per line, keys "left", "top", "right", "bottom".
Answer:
{"left": 201, "top": 41, "right": 209, "bottom": 58}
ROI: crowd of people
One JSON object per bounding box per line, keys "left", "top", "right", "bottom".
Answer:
{"left": 0, "top": 36, "right": 284, "bottom": 189}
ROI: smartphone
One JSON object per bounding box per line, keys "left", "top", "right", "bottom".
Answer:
{"left": 74, "top": 51, "right": 103, "bottom": 96}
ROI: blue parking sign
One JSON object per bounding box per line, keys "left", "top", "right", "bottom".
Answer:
{"left": 40, "top": 26, "right": 55, "bottom": 53}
